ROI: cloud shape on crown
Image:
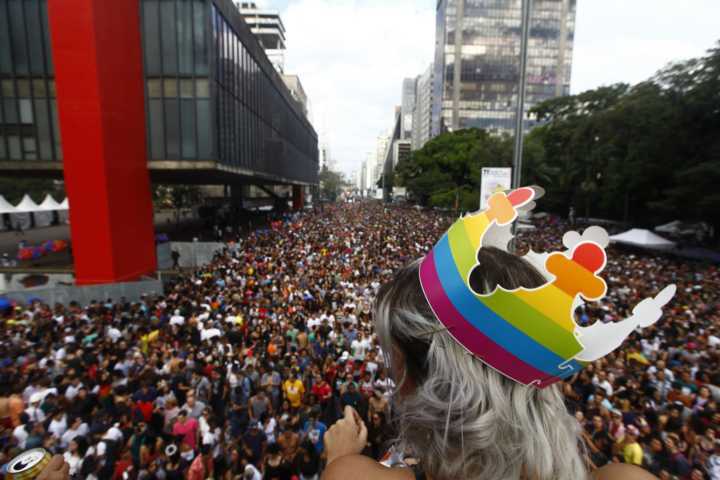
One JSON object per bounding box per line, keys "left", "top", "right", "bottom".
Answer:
{"left": 418, "top": 187, "right": 676, "bottom": 388}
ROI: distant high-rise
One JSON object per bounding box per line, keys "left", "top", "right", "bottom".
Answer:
{"left": 431, "top": 0, "right": 577, "bottom": 135}
{"left": 400, "top": 78, "right": 417, "bottom": 140}
{"left": 412, "top": 64, "right": 434, "bottom": 150}
{"left": 236, "top": 1, "right": 287, "bottom": 73}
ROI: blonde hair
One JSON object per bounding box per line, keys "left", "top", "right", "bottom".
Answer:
{"left": 374, "top": 249, "right": 589, "bottom": 480}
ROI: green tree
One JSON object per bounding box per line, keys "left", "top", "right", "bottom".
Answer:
{"left": 396, "top": 129, "right": 512, "bottom": 210}
{"left": 319, "top": 165, "right": 345, "bottom": 202}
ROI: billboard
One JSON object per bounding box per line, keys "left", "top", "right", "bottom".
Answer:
{"left": 480, "top": 168, "right": 512, "bottom": 210}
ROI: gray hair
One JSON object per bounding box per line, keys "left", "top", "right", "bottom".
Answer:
{"left": 374, "top": 248, "right": 589, "bottom": 480}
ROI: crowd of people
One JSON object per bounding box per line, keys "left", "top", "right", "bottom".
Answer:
{"left": 0, "top": 202, "right": 717, "bottom": 480}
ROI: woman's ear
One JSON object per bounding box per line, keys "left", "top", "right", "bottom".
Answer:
{"left": 391, "top": 345, "right": 416, "bottom": 397}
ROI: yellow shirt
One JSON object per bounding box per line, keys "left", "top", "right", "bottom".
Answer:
{"left": 623, "top": 442, "right": 643, "bottom": 465}
{"left": 283, "top": 379, "right": 305, "bottom": 408}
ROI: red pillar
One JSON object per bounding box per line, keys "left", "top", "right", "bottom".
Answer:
{"left": 292, "top": 185, "right": 304, "bottom": 211}
{"left": 48, "top": 0, "right": 156, "bottom": 285}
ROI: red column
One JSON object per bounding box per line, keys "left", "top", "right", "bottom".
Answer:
{"left": 48, "top": 0, "right": 156, "bottom": 285}
{"left": 292, "top": 185, "right": 304, "bottom": 210}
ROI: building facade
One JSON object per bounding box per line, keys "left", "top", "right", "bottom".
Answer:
{"left": 431, "top": 0, "right": 576, "bottom": 135}
{"left": 411, "top": 63, "right": 434, "bottom": 150}
{"left": 235, "top": 1, "right": 286, "bottom": 74}
{"left": 400, "top": 78, "right": 416, "bottom": 140}
{"left": 0, "top": 0, "right": 318, "bottom": 284}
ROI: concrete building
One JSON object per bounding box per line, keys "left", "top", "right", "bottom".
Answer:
{"left": 411, "top": 64, "right": 434, "bottom": 150}
{"left": 281, "top": 74, "right": 309, "bottom": 118}
{"left": 236, "top": 1, "right": 286, "bottom": 74}
{"left": 431, "top": 0, "right": 577, "bottom": 135}
{"left": 400, "top": 78, "right": 416, "bottom": 140}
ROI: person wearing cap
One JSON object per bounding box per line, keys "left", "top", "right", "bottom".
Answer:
{"left": 623, "top": 425, "right": 644, "bottom": 466}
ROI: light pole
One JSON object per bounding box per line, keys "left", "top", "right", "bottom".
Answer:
{"left": 512, "top": 0, "right": 532, "bottom": 190}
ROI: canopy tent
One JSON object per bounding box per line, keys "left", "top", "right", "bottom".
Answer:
{"left": 37, "top": 195, "right": 62, "bottom": 211}
{"left": 59, "top": 198, "right": 69, "bottom": 210}
{"left": 14, "top": 195, "right": 41, "bottom": 213}
{"left": 655, "top": 220, "right": 683, "bottom": 234}
{"left": 0, "top": 196, "right": 16, "bottom": 215}
{"left": 609, "top": 228, "right": 676, "bottom": 250}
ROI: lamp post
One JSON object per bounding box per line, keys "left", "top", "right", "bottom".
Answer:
{"left": 512, "top": 0, "right": 532, "bottom": 190}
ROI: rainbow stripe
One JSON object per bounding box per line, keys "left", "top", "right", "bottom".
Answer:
{"left": 419, "top": 212, "right": 584, "bottom": 386}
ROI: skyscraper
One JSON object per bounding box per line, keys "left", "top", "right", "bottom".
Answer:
{"left": 412, "top": 64, "right": 434, "bottom": 151}
{"left": 431, "top": 0, "right": 577, "bottom": 136}
{"left": 400, "top": 78, "right": 417, "bottom": 140}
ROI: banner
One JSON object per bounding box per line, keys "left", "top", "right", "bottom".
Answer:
{"left": 480, "top": 168, "right": 512, "bottom": 210}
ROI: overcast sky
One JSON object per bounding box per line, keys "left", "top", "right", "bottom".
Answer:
{"left": 258, "top": 0, "right": 720, "bottom": 177}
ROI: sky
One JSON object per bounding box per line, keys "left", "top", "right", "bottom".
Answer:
{"left": 257, "top": 0, "right": 720, "bottom": 177}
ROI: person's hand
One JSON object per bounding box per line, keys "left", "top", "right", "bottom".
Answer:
{"left": 324, "top": 405, "right": 367, "bottom": 466}
{"left": 37, "top": 455, "right": 70, "bottom": 480}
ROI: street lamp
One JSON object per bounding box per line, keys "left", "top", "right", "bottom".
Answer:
{"left": 512, "top": 0, "right": 532, "bottom": 190}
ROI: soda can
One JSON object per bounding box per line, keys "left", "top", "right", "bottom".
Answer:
{"left": 5, "top": 448, "right": 52, "bottom": 480}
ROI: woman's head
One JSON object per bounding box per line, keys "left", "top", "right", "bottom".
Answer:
{"left": 374, "top": 247, "right": 588, "bottom": 480}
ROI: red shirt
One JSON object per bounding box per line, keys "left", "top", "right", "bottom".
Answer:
{"left": 312, "top": 382, "right": 331, "bottom": 401}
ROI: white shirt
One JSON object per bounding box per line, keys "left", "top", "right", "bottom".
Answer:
{"left": 108, "top": 327, "right": 122, "bottom": 342}
{"left": 49, "top": 416, "right": 68, "bottom": 439}
{"left": 61, "top": 423, "right": 89, "bottom": 448}
{"left": 170, "top": 314, "right": 185, "bottom": 326}
{"left": 13, "top": 425, "right": 29, "bottom": 449}
{"left": 65, "top": 383, "right": 83, "bottom": 400}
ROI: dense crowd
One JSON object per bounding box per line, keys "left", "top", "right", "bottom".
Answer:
{"left": 0, "top": 202, "right": 717, "bottom": 480}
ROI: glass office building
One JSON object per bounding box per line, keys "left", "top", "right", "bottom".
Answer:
{"left": 0, "top": 0, "right": 318, "bottom": 185}
{"left": 0, "top": 0, "right": 62, "bottom": 162}
{"left": 431, "top": 0, "right": 576, "bottom": 135}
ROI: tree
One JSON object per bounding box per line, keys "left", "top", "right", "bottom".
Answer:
{"left": 396, "top": 129, "right": 512, "bottom": 210}
{"left": 525, "top": 39, "right": 720, "bottom": 230}
{"left": 319, "top": 166, "right": 345, "bottom": 202}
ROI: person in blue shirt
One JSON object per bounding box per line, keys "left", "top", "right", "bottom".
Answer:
{"left": 302, "top": 408, "right": 327, "bottom": 455}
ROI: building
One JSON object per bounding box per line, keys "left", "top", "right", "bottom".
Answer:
{"left": 235, "top": 1, "right": 286, "bottom": 74}
{"left": 0, "top": 0, "right": 318, "bottom": 284}
{"left": 411, "top": 64, "right": 434, "bottom": 150}
{"left": 400, "top": 78, "right": 416, "bottom": 140}
{"left": 431, "top": 0, "right": 577, "bottom": 135}
{"left": 281, "top": 74, "right": 309, "bottom": 117}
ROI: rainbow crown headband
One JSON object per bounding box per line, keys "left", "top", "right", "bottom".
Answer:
{"left": 419, "top": 186, "right": 676, "bottom": 389}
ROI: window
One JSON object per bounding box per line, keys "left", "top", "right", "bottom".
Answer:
{"left": 164, "top": 99, "right": 180, "bottom": 157}
{"left": 193, "top": 0, "right": 208, "bottom": 74}
{"left": 149, "top": 99, "right": 165, "bottom": 159}
{"left": 180, "top": 99, "right": 196, "bottom": 158}
{"left": 143, "top": 0, "right": 161, "bottom": 75}
{"left": 34, "top": 99, "right": 53, "bottom": 160}
{"left": 178, "top": 0, "right": 193, "bottom": 75}
{"left": 160, "top": 0, "right": 178, "bottom": 75}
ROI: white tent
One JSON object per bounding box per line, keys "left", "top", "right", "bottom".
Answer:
{"left": 14, "top": 195, "right": 40, "bottom": 213}
{"left": 609, "top": 228, "right": 676, "bottom": 250}
{"left": 59, "top": 198, "right": 69, "bottom": 210}
{"left": 0, "top": 195, "right": 16, "bottom": 214}
{"left": 37, "top": 195, "right": 61, "bottom": 211}
{"left": 655, "top": 220, "right": 682, "bottom": 234}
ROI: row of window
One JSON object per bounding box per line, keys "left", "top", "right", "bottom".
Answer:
{"left": 0, "top": 0, "right": 53, "bottom": 76}
{"left": 0, "top": 0, "right": 60, "bottom": 162}
{"left": 212, "top": 4, "right": 316, "bottom": 180}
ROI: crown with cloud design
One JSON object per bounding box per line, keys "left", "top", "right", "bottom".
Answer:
{"left": 419, "top": 186, "right": 676, "bottom": 388}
